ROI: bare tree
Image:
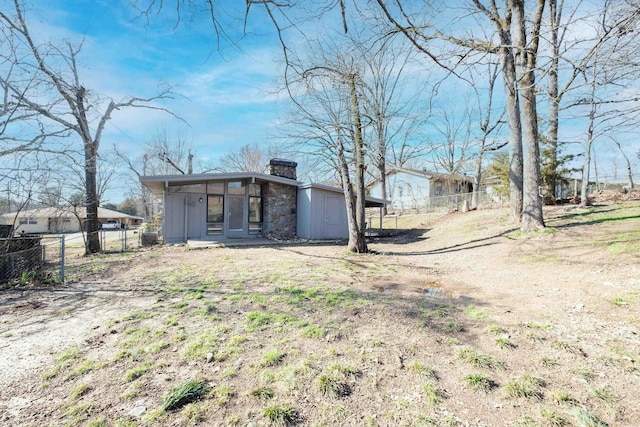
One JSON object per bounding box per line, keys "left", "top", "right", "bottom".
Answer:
{"left": 283, "top": 39, "right": 369, "bottom": 252}
{"left": 542, "top": 0, "right": 563, "bottom": 202}
{"left": 217, "top": 143, "right": 280, "bottom": 173}
{"left": 358, "top": 38, "right": 425, "bottom": 214}
{"left": 386, "top": 0, "right": 545, "bottom": 229}
{"left": 468, "top": 63, "right": 507, "bottom": 209}
{"left": 429, "top": 101, "right": 475, "bottom": 175}
{"left": 0, "top": 1, "right": 177, "bottom": 253}
{"left": 144, "top": 128, "right": 195, "bottom": 175}
{"left": 541, "top": 0, "right": 632, "bottom": 203}
{"left": 608, "top": 137, "right": 635, "bottom": 190}
{"left": 511, "top": 0, "right": 546, "bottom": 231}
{"left": 369, "top": 0, "right": 545, "bottom": 228}
{"left": 115, "top": 129, "right": 194, "bottom": 220}
{"left": 554, "top": 1, "right": 640, "bottom": 206}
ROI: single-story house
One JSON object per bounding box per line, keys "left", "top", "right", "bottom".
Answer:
{"left": 140, "top": 159, "right": 387, "bottom": 244}
{"left": 0, "top": 206, "right": 144, "bottom": 235}
{"left": 368, "top": 167, "right": 473, "bottom": 212}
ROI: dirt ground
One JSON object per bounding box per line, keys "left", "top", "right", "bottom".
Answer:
{"left": 1, "top": 202, "right": 639, "bottom": 426}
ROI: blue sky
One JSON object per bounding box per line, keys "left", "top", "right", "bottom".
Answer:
{"left": 10, "top": 1, "right": 640, "bottom": 204}
{"left": 34, "top": 0, "right": 286, "bottom": 202}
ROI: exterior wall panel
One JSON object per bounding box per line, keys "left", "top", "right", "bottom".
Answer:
{"left": 164, "top": 193, "right": 186, "bottom": 244}
{"left": 303, "top": 187, "right": 348, "bottom": 240}
{"left": 296, "top": 188, "right": 312, "bottom": 239}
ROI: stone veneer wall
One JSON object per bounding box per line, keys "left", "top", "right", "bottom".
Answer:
{"left": 263, "top": 182, "right": 297, "bottom": 240}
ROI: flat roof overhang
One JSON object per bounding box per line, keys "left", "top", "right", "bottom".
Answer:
{"left": 140, "top": 172, "right": 301, "bottom": 199}
{"left": 140, "top": 173, "right": 389, "bottom": 208}
{"left": 297, "top": 183, "right": 389, "bottom": 207}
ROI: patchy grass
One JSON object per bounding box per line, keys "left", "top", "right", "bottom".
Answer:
{"left": 495, "top": 337, "right": 515, "bottom": 350}
{"left": 457, "top": 347, "right": 503, "bottom": 370}
{"left": 487, "top": 324, "right": 507, "bottom": 335}
{"left": 541, "top": 408, "right": 570, "bottom": 426}
{"left": 551, "top": 390, "right": 577, "bottom": 405}
{"left": 317, "top": 363, "right": 361, "bottom": 397}
{"left": 463, "top": 373, "right": 496, "bottom": 393}
{"left": 572, "top": 407, "right": 608, "bottom": 427}
{"left": 260, "top": 348, "right": 287, "bottom": 367}
{"left": 162, "top": 380, "right": 209, "bottom": 412}
{"left": 264, "top": 403, "right": 299, "bottom": 426}
{"left": 589, "top": 385, "right": 616, "bottom": 406}
{"left": 506, "top": 374, "right": 545, "bottom": 400}
{"left": 462, "top": 304, "right": 487, "bottom": 319}
{"left": 552, "top": 339, "right": 584, "bottom": 356}
{"left": 610, "top": 296, "right": 630, "bottom": 307}
{"left": 250, "top": 386, "right": 274, "bottom": 401}
{"left": 124, "top": 362, "right": 153, "bottom": 382}
{"left": 67, "top": 359, "right": 102, "bottom": 380}
{"left": 422, "top": 382, "right": 445, "bottom": 405}
{"left": 409, "top": 361, "right": 437, "bottom": 380}
{"left": 70, "top": 383, "right": 91, "bottom": 400}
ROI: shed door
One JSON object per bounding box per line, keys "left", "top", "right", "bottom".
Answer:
{"left": 323, "top": 196, "right": 343, "bottom": 238}
{"left": 227, "top": 195, "right": 245, "bottom": 237}
{"left": 187, "top": 195, "right": 205, "bottom": 239}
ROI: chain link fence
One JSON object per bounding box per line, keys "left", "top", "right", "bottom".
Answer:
{"left": 388, "top": 190, "right": 504, "bottom": 215}
{"left": 1, "top": 227, "right": 150, "bottom": 285}
{"left": 1, "top": 236, "right": 64, "bottom": 285}
{"left": 366, "top": 191, "right": 505, "bottom": 234}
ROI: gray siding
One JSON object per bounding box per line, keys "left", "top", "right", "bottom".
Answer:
{"left": 296, "top": 188, "right": 312, "bottom": 239}
{"left": 297, "top": 187, "right": 348, "bottom": 240}
{"left": 164, "top": 193, "right": 206, "bottom": 244}
{"left": 187, "top": 194, "right": 206, "bottom": 239}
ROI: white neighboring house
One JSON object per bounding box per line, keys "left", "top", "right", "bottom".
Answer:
{"left": 0, "top": 206, "right": 143, "bottom": 235}
{"left": 368, "top": 167, "right": 474, "bottom": 212}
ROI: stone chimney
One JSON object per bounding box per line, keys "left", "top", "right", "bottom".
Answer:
{"left": 268, "top": 158, "right": 297, "bottom": 180}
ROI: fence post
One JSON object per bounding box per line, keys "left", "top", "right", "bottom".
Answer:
{"left": 60, "top": 235, "right": 65, "bottom": 282}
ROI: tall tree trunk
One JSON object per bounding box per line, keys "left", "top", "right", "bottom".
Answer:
{"left": 471, "top": 148, "right": 484, "bottom": 210}
{"left": 613, "top": 139, "right": 634, "bottom": 189}
{"left": 580, "top": 139, "right": 592, "bottom": 206}
{"left": 498, "top": 44, "right": 524, "bottom": 223}
{"left": 490, "top": 4, "right": 524, "bottom": 223}
{"left": 84, "top": 141, "right": 101, "bottom": 253}
{"left": 349, "top": 74, "right": 367, "bottom": 253}
{"left": 336, "top": 137, "right": 362, "bottom": 253}
{"left": 513, "top": 0, "right": 545, "bottom": 232}
{"left": 545, "top": 0, "right": 560, "bottom": 203}
{"left": 580, "top": 64, "right": 598, "bottom": 207}
{"left": 142, "top": 154, "right": 151, "bottom": 219}
{"left": 377, "top": 126, "right": 388, "bottom": 215}
{"left": 76, "top": 86, "right": 101, "bottom": 254}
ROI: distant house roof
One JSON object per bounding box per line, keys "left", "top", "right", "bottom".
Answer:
{"left": 1, "top": 206, "right": 143, "bottom": 221}
{"left": 391, "top": 167, "right": 473, "bottom": 182}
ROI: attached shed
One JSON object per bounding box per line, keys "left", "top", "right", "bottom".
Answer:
{"left": 297, "top": 183, "right": 386, "bottom": 240}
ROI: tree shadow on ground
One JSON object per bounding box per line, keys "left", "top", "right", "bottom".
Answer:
{"left": 377, "top": 228, "right": 518, "bottom": 257}
{"left": 552, "top": 213, "right": 639, "bottom": 229}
